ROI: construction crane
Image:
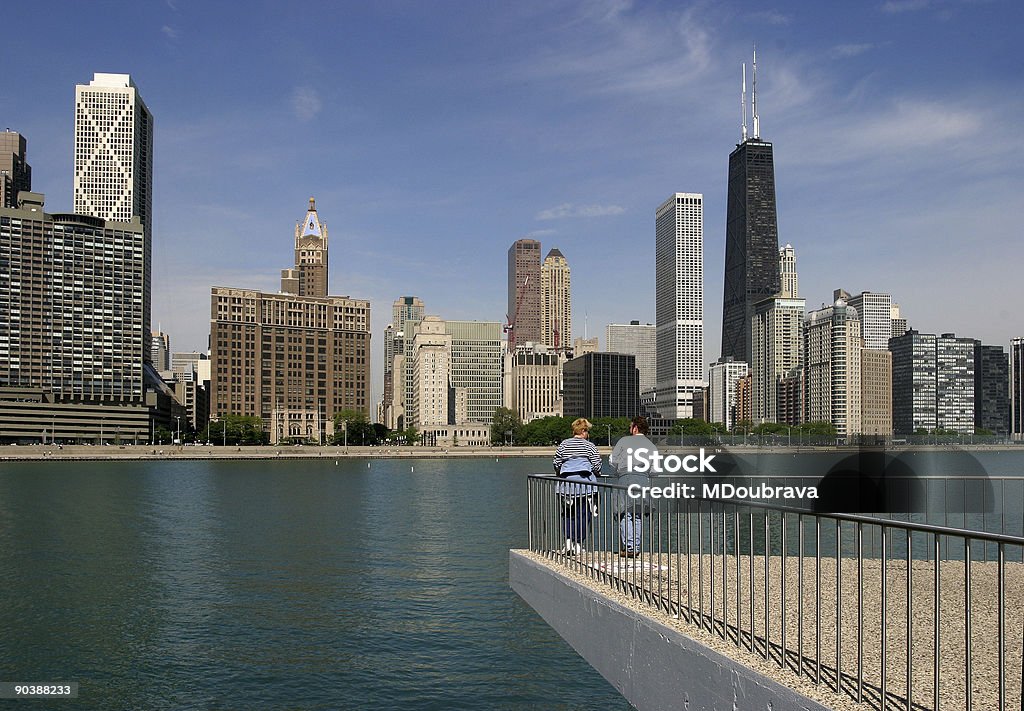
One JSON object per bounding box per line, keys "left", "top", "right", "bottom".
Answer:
{"left": 503, "top": 276, "right": 529, "bottom": 351}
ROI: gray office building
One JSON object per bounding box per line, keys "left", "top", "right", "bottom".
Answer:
{"left": 1013, "top": 338, "right": 1024, "bottom": 441}
{"left": 974, "top": 342, "right": 1009, "bottom": 435}
{"left": 890, "top": 330, "right": 975, "bottom": 435}
{"left": 0, "top": 130, "right": 31, "bottom": 209}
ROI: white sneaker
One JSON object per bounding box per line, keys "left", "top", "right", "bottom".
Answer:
{"left": 573, "top": 541, "right": 583, "bottom": 556}
{"left": 565, "top": 539, "right": 575, "bottom": 556}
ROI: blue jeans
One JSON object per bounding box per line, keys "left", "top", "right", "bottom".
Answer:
{"left": 561, "top": 495, "right": 593, "bottom": 545}
{"left": 619, "top": 512, "right": 643, "bottom": 552}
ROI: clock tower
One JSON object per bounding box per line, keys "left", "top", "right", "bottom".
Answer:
{"left": 293, "top": 196, "right": 329, "bottom": 297}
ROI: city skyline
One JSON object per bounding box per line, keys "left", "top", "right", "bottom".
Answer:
{"left": 2, "top": 2, "right": 1022, "bottom": 412}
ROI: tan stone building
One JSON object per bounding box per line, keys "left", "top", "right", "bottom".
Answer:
{"left": 804, "top": 299, "right": 862, "bottom": 438}
{"left": 503, "top": 345, "right": 565, "bottom": 423}
{"left": 540, "top": 248, "right": 571, "bottom": 349}
{"left": 410, "top": 316, "right": 451, "bottom": 427}
{"left": 860, "top": 348, "right": 893, "bottom": 439}
{"left": 209, "top": 199, "right": 370, "bottom": 443}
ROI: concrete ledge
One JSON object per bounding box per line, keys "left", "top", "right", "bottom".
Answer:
{"left": 510, "top": 550, "right": 831, "bottom": 711}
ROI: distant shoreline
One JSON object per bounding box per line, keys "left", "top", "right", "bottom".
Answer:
{"left": 1, "top": 443, "right": 1021, "bottom": 462}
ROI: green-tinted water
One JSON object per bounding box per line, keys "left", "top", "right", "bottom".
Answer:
{"left": 0, "top": 458, "right": 629, "bottom": 709}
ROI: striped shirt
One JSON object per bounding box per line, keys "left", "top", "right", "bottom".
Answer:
{"left": 553, "top": 436, "right": 602, "bottom": 475}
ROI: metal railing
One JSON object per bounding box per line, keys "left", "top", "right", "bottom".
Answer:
{"left": 527, "top": 474, "right": 1024, "bottom": 711}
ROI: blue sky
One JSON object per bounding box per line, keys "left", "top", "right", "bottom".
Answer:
{"left": 3, "top": 0, "right": 1022, "bottom": 409}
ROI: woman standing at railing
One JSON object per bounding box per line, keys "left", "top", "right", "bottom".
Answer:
{"left": 553, "top": 418, "right": 602, "bottom": 556}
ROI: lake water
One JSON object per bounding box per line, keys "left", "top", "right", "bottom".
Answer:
{"left": 0, "top": 458, "right": 630, "bottom": 709}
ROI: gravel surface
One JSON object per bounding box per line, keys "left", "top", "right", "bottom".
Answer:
{"left": 520, "top": 548, "right": 1024, "bottom": 711}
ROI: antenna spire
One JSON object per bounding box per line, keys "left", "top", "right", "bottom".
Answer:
{"left": 741, "top": 62, "right": 748, "bottom": 143}
{"left": 751, "top": 44, "right": 760, "bottom": 139}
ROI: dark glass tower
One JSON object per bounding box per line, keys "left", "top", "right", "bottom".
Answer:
{"left": 721, "top": 137, "right": 780, "bottom": 364}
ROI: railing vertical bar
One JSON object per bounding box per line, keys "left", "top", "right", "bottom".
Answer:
{"left": 735, "top": 506, "right": 741, "bottom": 650}
{"left": 765, "top": 510, "right": 771, "bottom": 662}
{"left": 710, "top": 506, "right": 716, "bottom": 634}
{"left": 750, "top": 509, "right": 755, "bottom": 653}
{"left": 798, "top": 513, "right": 804, "bottom": 680}
{"left": 686, "top": 498, "right": 693, "bottom": 626}
{"left": 837, "top": 519, "right": 843, "bottom": 696}
{"left": 528, "top": 477, "right": 534, "bottom": 551}
{"left": 659, "top": 497, "right": 667, "bottom": 614}
{"left": 907, "top": 527, "right": 913, "bottom": 711}
{"left": 675, "top": 496, "right": 682, "bottom": 621}
{"left": 881, "top": 524, "right": 887, "bottom": 711}
{"left": 816, "top": 515, "right": 822, "bottom": 686}
{"left": 857, "top": 521, "right": 864, "bottom": 703}
{"left": 723, "top": 503, "right": 728, "bottom": 641}
{"left": 698, "top": 499, "right": 704, "bottom": 630}
{"left": 997, "top": 541, "right": 1005, "bottom": 711}
{"left": 934, "top": 532, "right": 941, "bottom": 711}
{"left": 965, "top": 536, "right": 972, "bottom": 711}
{"left": 781, "top": 510, "right": 787, "bottom": 670}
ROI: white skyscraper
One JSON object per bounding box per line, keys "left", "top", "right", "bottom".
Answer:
{"left": 74, "top": 73, "right": 154, "bottom": 239}
{"left": 655, "top": 193, "right": 705, "bottom": 419}
{"left": 606, "top": 321, "right": 657, "bottom": 393}
{"left": 779, "top": 244, "right": 798, "bottom": 298}
{"left": 845, "top": 291, "right": 893, "bottom": 352}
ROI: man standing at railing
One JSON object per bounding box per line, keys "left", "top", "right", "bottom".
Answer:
{"left": 553, "top": 418, "right": 602, "bottom": 556}
{"left": 609, "top": 415, "right": 658, "bottom": 558}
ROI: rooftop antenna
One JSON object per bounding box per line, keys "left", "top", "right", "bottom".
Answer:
{"left": 751, "top": 44, "right": 760, "bottom": 139}
{"left": 741, "top": 62, "right": 748, "bottom": 143}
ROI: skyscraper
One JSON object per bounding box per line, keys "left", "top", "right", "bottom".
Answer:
{"left": 804, "top": 299, "right": 862, "bottom": 437}
{"left": 845, "top": 291, "right": 893, "bottom": 351}
{"left": 0, "top": 130, "right": 31, "bottom": 209}
{"left": 0, "top": 192, "right": 154, "bottom": 441}
{"left": 708, "top": 358, "right": 749, "bottom": 431}
{"left": 507, "top": 239, "right": 541, "bottom": 347}
{"left": 385, "top": 296, "right": 425, "bottom": 430}
{"left": 778, "top": 244, "right": 797, "bottom": 298}
{"left": 151, "top": 331, "right": 171, "bottom": 371}
{"left": 973, "top": 342, "right": 1009, "bottom": 436}
{"left": 606, "top": 321, "right": 657, "bottom": 393}
{"left": 563, "top": 352, "right": 640, "bottom": 420}
{"left": 890, "top": 330, "right": 975, "bottom": 435}
{"left": 540, "top": 248, "right": 571, "bottom": 349}
{"left": 74, "top": 73, "right": 154, "bottom": 240}
{"left": 750, "top": 294, "right": 804, "bottom": 424}
{"left": 721, "top": 52, "right": 780, "bottom": 365}
{"left": 210, "top": 199, "right": 370, "bottom": 441}
{"left": 1012, "top": 338, "right": 1024, "bottom": 441}
{"left": 655, "top": 192, "right": 705, "bottom": 420}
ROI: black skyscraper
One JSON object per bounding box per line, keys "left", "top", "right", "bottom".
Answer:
{"left": 721, "top": 138, "right": 780, "bottom": 365}
{"left": 721, "top": 51, "right": 780, "bottom": 365}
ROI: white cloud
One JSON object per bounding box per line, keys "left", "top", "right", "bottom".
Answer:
{"left": 881, "top": 0, "right": 930, "bottom": 13}
{"left": 291, "top": 86, "right": 322, "bottom": 121}
{"left": 161, "top": 25, "right": 179, "bottom": 40}
{"left": 747, "top": 10, "right": 792, "bottom": 26}
{"left": 536, "top": 203, "right": 626, "bottom": 220}
{"left": 830, "top": 43, "right": 875, "bottom": 59}
{"left": 507, "top": 3, "right": 714, "bottom": 96}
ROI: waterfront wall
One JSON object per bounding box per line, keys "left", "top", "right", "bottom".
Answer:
{"left": 509, "top": 550, "right": 831, "bottom": 711}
